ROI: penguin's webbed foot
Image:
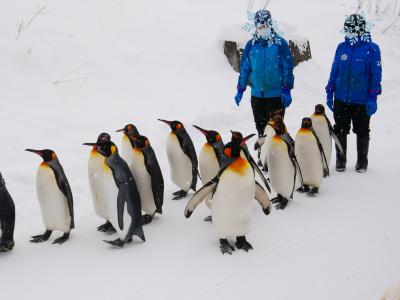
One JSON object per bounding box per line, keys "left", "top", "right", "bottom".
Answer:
{"left": 141, "top": 214, "right": 153, "bottom": 225}
{"left": 204, "top": 216, "right": 212, "bottom": 222}
{"left": 274, "top": 196, "right": 288, "bottom": 210}
{"left": 52, "top": 233, "right": 70, "bottom": 244}
{"left": 219, "top": 239, "right": 235, "bottom": 255}
{"left": 97, "top": 221, "right": 116, "bottom": 233}
{"left": 323, "top": 170, "right": 329, "bottom": 177}
{"left": 297, "top": 185, "right": 310, "bottom": 193}
{"left": 0, "top": 240, "right": 15, "bottom": 252}
{"left": 307, "top": 187, "right": 319, "bottom": 197}
{"left": 103, "top": 238, "right": 126, "bottom": 248}
{"left": 235, "top": 236, "right": 253, "bottom": 252}
{"left": 172, "top": 190, "right": 188, "bottom": 200}
{"left": 30, "top": 230, "right": 52, "bottom": 243}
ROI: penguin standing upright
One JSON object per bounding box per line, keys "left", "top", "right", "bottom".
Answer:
{"left": 85, "top": 140, "right": 145, "bottom": 247}
{"left": 127, "top": 134, "right": 164, "bottom": 225}
{"left": 83, "top": 132, "right": 115, "bottom": 232}
{"left": 295, "top": 118, "right": 328, "bottom": 196}
{"left": 310, "top": 104, "right": 344, "bottom": 176}
{"left": 267, "top": 119, "right": 303, "bottom": 209}
{"left": 26, "top": 149, "right": 74, "bottom": 244}
{"left": 185, "top": 135, "right": 271, "bottom": 255}
{"left": 0, "top": 172, "right": 15, "bottom": 252}
{"left": 158, "top": 119, "right": 198, "bottom": 200}
{"left": 116, "top": 124, "right": 140, "bottom": 164}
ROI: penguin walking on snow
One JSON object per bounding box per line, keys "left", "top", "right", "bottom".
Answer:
{"left": 0, "top": 172, "right": 15, "bottom": 252}
{"left": 83, "top": 133, "right": 115, "bottom": 232}
{"left": 158, "top": 119, "right": 198, "bottom": 200}
{"left": 310, "top": 104, "right": 344, "bottom": 177}
{"left": 127, "top": 134, "right": 164, "bottom": 225}
{"left": 116, "top": 123, "right": 140, "bottom": 164}
{"left": 84, "top": 140, "right": 145, "bottom": 247}
{"left": 295, "top": 118, "right": 328, "bottom": 196}
{"left": 184, "top": 134, "right": 271, "bottom": 255}
{"left": 26, "top": 149, "right": 74, "bottom": 244}
{"left": 267, "top": 119, "right": 303, "bottom": 210}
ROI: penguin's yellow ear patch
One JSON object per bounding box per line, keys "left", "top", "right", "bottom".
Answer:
{"left": 111, "top": 145, "right": 117, "bottom": 154}
{"left": 51, "top": 153, "right": 57, "bottom": 160}
{"left": 145, "top": 139, "right": 150, "bottom": 146}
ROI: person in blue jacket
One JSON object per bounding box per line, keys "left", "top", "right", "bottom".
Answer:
{"left": 234, "top": 9, "right": 294, "bottom": 139}
{"left": 326, "top": 14, "right": 382, "bottom": 173}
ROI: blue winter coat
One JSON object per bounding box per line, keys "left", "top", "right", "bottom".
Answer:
{"left": 327, "top": 38, "right": 382, "bottom": 104}
{"left": 237, "top": 36, "right": 294, "bottom": 98}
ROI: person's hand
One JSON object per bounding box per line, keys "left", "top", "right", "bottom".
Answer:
{"left": 281, "top": 87, "right": 292, "bottom": 108}
{"left": 325, "top": 85, "right": 334, "bottom": 111}
{"left": 234, "top": 90, "right": 244, "bottom": 106}
{"left": 366, "top": 91, "right": 378, "bottom": 116}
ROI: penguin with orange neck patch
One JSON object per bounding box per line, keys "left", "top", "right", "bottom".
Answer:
{"left": 25, "top": 149, "right": 74, "bottom": 244}
{"left": 116, "top": 124, "right": 140, "bottom": 164}
{"left": 127, "top": 134, "right": 164, "bottom": 225}
{"left": 185, "top": 134, "right": 271, "bottom": 255}
{"left": 83, "top": 132, "right": 115, "bottom": 232}
{"left": 295, "top": 118, "right": 328, "bottom": 196}
{"left": 85, "top": 140, "right": 145, "bottom": 247}
{"left": 158, "top": 119, "right": 198, "bottom": 200}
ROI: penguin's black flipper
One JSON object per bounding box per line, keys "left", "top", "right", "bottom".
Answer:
{"left": 48, "top": 160, "right": 74, "bottom": 229}
{"left": 255, "top": 181, "right": 271, "bottom": 215}
{"left": 185, "top": 178, "right": 218, "bottom": 218}
{"left": 176, "top": 131, "right": 198, "bottom": 192}
{"left": 117, "top": 185, "right": 127, "bottom": 231}
{"left": 213, "top": 140, "right": 226, "bottom": 166}
{"left": 323, "top": 114, "right": 344, "bottom": 155}
{"left": 242, "top": 146, "right": 271, "bottom": 193}
{"left": 311, "top": 127, "right": 330, "bottom": 177}
{"left": 142, "top": 146, "right": 164, "bottom": 214}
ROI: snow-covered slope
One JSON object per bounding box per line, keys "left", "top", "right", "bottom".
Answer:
{"left": 1, "top": 0, "right": 399, "bottom": 299}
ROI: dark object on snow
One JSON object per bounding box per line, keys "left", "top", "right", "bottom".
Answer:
{"left": 223, "top": 38, "right": 311, "bottom": 73}
{"left": 0, "top": 172, "right": 15, "bottom": 252}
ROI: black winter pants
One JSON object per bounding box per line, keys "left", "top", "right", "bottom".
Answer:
{"left": 251, "top": 96, "right": 285, "bottom": 136}
{"left": 333, "top": 99, "right": 370, "bottom": 138}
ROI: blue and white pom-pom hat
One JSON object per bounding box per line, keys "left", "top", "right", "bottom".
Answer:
{"left": 254, "top": 9, "right": 272, "bottom": 28}
{"left": 343, "top": 14, "right": 372, "bottom": 44}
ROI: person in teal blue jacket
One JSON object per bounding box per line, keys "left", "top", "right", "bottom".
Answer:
{"left": 326, "top": 14, "right": 382, "bottom": 173}
{"left": 234, "top": 9, "right": 294, "bottom": 137}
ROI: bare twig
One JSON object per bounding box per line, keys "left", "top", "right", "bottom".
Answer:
{"left": 16, "top": 5, "right": 46, "bottom": 41}
{"left": 53, "top": 63, "right": 89, "bottom": 90}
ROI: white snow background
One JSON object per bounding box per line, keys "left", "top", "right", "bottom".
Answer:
{"left": 1, "top": 0, "right": 399, "bottom": 299}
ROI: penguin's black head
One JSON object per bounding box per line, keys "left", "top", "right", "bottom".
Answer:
{"left": 158, "top": 119, "right": 184, "bottom": 132}
{"left": 230, "top": 130, "right": 244, "bottom": 143}
{"left": 193, "top": 125, "right": 222, "bottom": 145}
{"left": 301, "top": 117, "right": 313, "bottom": 129}
{"left": 96, "top": 141, "right": 118, "bottom": 157}
{"left": 224, "top": 134, "right": 255, "bottom": 158}
{"left": 129, "top": 135, "right": 150, "bottom": 149}
{"left": 116, "top": 124, "right": 139, "bottom": 136}
{"left": 97, "top": 132, "right": 111, "bottom": 143}
{"left": 314, "top": 104, "right": 325, "bottom": 115}
{"left": 25, "top": 149, "right": 57, "bottom": 162}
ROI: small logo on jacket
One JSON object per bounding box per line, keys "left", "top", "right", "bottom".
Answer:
{"left": 341, "top": 54, "right": 348, "bottom": 61}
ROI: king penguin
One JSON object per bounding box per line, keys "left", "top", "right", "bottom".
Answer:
{"left": 26, "top": 149, "right": 74, "bottom": 244}
{"left": 116, "top": 123, "right": 140, "bottom": 164}
{"left": 295, "top": 118, "right": 328, "bottom": 196}
{"left": 267, "top": 120, "right": 304, "bottom": 210}
{"left": 0, "top": 172, "right": 15, "bottom": 252}
{"left": 158, "top": 119, "right": 198, "bottom": 200}
{"left": 310, "top": 104, "right": 344, "bottom": 176}
{"left": 193, "top": 125, "right": 225, "bottom": 216}
{"left": 184, "top": 134, "right": 271, "bottom": 255}
{"left": 126, "top": 134, "right": 164, "bottom": 225}
{"left": 83, "top": 132, "right": 115, "bottom": 232}
{"left": 90, "top": 139, "right": 145, "bottom": 247}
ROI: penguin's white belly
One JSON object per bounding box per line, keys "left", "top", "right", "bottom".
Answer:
{"left": 311, "top": 116, "right": 332, "bottom": 166}
{"left": 267, "top": 139, "right": 294, "bottom": 199}
{"left": 295, "top": 133, "right": 323, "bottom": 188}
{"left": 212, "top": 166, "right": 255, "bottom": 239}
{"left": 103, "top": 168, "right": 131, "bottom": 240}
{"left": 130, "top": 150, "right": 156, "bottom": 215}
{"left": 120, "top": 135, "right": 134, "bottom": 165}
{"left": 36, "top": 165, "right": 71, "bottom": 232}
{"left": 261, "top": 125, "right": 274, "bottom": 166}
{"left": 167, "top": 134, "right": 192, "bottom": 191}
{"left": 88, "top": 152, "right": 108, "bottom": 220}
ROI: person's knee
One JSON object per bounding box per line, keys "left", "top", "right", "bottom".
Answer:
{"left": 334, "top": 124, "right": 350, "bottom": 136}
{"left": 353, "top": 127, "right": 370, "bottom": 138}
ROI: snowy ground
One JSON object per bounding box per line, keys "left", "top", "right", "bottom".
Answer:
{"left": 1, "top": 0, "right": 399, "bottom": 299}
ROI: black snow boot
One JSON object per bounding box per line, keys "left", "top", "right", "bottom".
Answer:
{"left": 336, "top": 134, "right": 347, "bottom": 172}
{"left": 355, "top": 135, "right": 369, "bottom": 173}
